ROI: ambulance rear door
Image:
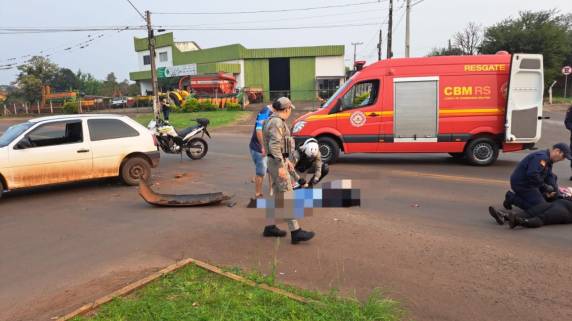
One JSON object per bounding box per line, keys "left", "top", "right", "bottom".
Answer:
{"left": 505, "top": 54, "right": 543, "bottom": 143}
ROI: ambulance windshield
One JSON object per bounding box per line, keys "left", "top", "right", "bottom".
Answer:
{"left": 321, "top": 73, "right": 358, "bottom": 109}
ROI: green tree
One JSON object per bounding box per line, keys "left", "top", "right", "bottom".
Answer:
{"left": 14, "top": 56, "right": 59, "bottom": 103}
{"left": 52, "top": 68, "right": 79, "bottom": 92}
{"left": 480, "top": 10, "right": 572, "bottom": 85}
{"left": 76, "top": 70, "right": 102, "bottom": 96}
{"left": 99, "top": 72, "right": 119, "bottom": 96}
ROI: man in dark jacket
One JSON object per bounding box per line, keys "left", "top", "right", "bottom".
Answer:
{"left": 565, "top": 105, "right": 572, "bottom": 179}
{"left": 503, "top": 143, "right": 571, "bottom": 211}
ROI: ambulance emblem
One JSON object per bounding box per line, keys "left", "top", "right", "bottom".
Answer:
{"left": 350, "top": 111, "right": 366, "bottom": 127}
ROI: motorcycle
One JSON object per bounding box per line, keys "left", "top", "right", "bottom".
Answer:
{"left": 148, "top": 118, "right": 210, "bottom": 160}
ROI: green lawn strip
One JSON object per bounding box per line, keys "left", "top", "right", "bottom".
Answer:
{"left": 71, "top": 264, "right": 403, "bottom": 321}
{"left": 133, "top": 111, "right": 248, "bottom": 129}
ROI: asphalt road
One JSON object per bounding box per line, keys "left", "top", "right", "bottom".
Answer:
{"left": 1, "top": 109, "right": 572, "bottom": 321}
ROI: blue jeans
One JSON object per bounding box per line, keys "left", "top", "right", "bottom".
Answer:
{"left": 249, "top": 148, "right": 268, "bottom": 177}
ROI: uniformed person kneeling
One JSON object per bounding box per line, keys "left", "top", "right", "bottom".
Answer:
{"left": 262, "top": 97, "right": 315, "bottom": 244}
{"left": 290, "top": 138, "right": 329, "bottom": 189}
{"left": 502, "top": 143, "right": 571, "bottom": 211}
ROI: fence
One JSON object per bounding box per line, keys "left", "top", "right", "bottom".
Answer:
{"left": 1, "top": 99, "right": 152, "bottom": 117}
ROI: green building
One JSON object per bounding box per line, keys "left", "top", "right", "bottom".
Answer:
{"left": 129, "top": 33, "right": 346, "bottom": 102}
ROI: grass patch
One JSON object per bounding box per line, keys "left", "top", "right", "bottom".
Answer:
{"left": 71, "top": 264, "right": 403, "bottom": 321}
{"left": 548, "top": 96, "right": 572, "bottom": 105}
{"left": 133, "top": 111, "right": 248, "bottom": 129}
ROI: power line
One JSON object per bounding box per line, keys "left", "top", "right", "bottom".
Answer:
{"left": 160, "top": 22, "right": 382, "bottom": 31}
{"left": 155, "top": 7, "right": 387, "bottom": 29}
{"left": 124, "top": 0, "right": 146, "bottom": 21}
{"left": 411, "top": 0, "right": 427, "bottom": 6}
{"left": 153, "top": 1, "right": 385, "bottom": 15}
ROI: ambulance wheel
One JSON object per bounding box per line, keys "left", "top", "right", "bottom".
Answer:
{"left": 465, "top": 138, "right": 499, "bottom": 166}
{"left": 318, "top": 136, "right": 340, "bottom": 164}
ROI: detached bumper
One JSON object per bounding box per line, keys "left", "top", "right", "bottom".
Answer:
{"left": 145, "top": 150, "right": 160, "bottom": 168}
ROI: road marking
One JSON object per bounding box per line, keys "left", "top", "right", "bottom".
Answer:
{"left": 390, "top": 169, "right": 507, "bottom": 186}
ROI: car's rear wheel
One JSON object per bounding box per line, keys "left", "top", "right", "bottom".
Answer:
{"left": 121, "top": 157, "right": 151, "bottom": 186}
{"left": 0, "top": 179, "right": 4, "bottom": 199}
{"left": 317, "top": 136, "right": 340, "bottom": 164}
{"left": 465, "top": 137, "right": 499, "bottom": 166}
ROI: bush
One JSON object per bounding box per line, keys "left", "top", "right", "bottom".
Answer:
{"left": 225, "top": 101, "right": 243, "bottom": 111}
{"left": 63, "top": 101, "right": 79, "bottom": 114}
{"left": 182, "top": 97, "right": 200, "bottom": 113}
{"left": 198, "top": 99, "right": 218, "bottom": 111}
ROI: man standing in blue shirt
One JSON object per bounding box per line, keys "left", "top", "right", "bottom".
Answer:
{"left": 489, "top": 143, "right": 571, "bottom": 224}
{"left": 249, "top": 104, "right": 274, "bottom": 199}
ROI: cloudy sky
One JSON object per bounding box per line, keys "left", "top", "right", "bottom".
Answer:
{"left": 1, "top": 0, "right": 571, "bottom": 85}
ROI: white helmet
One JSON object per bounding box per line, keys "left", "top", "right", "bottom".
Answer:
{"left": 302, "top": 138, "right": 320, "bottom": 158}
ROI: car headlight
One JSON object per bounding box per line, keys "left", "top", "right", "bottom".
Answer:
{"left": 292, "top": 121, "right": 306, "bottom": 134}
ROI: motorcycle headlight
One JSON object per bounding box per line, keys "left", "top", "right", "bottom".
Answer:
{"left": 292, "top": 121, "right": 307, "bottom": 134}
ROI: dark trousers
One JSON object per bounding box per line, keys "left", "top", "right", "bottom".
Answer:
{"left": 162, "top": 106, "right": 170, "bottom": 121}
{"left": 518, "top": 200, "right": 572, "bottom": 228}
{"left": 509, "top": 184, "right": 546, "bottom": 211}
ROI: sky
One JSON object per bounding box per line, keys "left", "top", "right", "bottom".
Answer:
{"left": 1, "top": 0, "right": 571, "bottom": 85}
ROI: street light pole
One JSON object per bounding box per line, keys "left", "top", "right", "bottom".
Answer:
{"left": 405, "top": 0, "right": 411, "bottom": 58}
{"left": 146, "top": 10, "right": 160, "bottom": 120}
{"left": 386, "top": 0, "right": 393, "bottom": 59}
{"left": 351, "top": 42, "right": 363, "bottom": 65}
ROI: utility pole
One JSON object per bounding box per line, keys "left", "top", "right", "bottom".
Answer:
{"left": 386, "top": 0, "right": 393, "bottom": 59}
{"left": 146, "top": 10, "right": 160, "bottom": 120}
{"left": 377, "top": 29, "right": 383, "bottom": 61}
{"left": 405, "top": 0, "right": 411, "bottom": 57}
{"left": 351, "top": 42, "right": 363, "bottom": 65}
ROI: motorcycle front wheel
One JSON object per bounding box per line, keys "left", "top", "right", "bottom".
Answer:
{"left": 185, "top": 138, "right": 208, "bottom": 160}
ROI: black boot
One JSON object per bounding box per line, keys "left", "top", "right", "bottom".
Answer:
{"left": 488, "top": 206, "right": 507, "bottom": 225}
{"left": 503, "top": 191, "right": 514, "bottom": 210}
{"left": 508, "top": 212, "right": 525, "bottom": 229}
{"left": 291, "top": 229, "right": 315, "bottom": 244}
{"left": 263, "top": 225, "right": 287, "bottom": 237}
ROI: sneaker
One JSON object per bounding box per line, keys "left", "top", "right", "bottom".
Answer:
{"left": 503, "top": 191, "right": 514, "bottom": 210}
{"left": 488, "top": 206, "right": 506, "bottom": 225}
{"left": 263, "top": 225, "right": 287, "bottom": 237}
{"left": 291, "top": 229, "right": 315, "bottom": 244}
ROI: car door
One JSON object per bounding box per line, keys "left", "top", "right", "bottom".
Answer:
{"left": 505, "top": 54, "right": 544, "bottom": 143}
{"left": 87, "top": 118, "right": 141, "bottom": 177}
{"left": 334, "top": 79, "right": 382, "bottom": 153}
{"left": 6, "top": 119, "right": 93, "bottom": 189}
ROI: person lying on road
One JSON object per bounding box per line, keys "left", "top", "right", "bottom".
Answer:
{"left": 489, "top": 198, "right": 572, "bottom": 229}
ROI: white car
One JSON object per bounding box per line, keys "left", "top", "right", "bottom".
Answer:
{"left": 0, "top": 114, "right": 159, "bottom": 199}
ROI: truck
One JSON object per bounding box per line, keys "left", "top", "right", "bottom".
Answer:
{"left": 291, "top": 52, "right": 544, "bottom": 166}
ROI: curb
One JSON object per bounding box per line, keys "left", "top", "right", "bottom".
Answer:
{"left": 56, "top": 257, "right": 308, "bottom": 321}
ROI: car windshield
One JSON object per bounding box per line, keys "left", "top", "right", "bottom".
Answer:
{"left": 0, "top": 122, "right": 34, "bottom": 147}
{"left": 321, "top": 72, "right": 358, "bottom": 109}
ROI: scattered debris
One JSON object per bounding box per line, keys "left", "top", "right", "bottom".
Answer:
{"left": 138, "top": 181, "right": 232, "bottom": 207}
{"left": 411, "top": 203, "right": 420, "bottom": 208}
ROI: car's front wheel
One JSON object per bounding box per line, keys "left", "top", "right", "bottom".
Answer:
{"left": 0, "top": 179, "right": 4, "bottom": 199}
{"left": 121, "top": 157, "right": 151, "bottom": 186}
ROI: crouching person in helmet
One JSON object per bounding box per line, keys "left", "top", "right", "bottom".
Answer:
{"left": 290, "top": 138, "right": 329, "bottom": 189}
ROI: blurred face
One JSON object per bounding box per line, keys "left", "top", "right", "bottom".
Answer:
{"left": 550, "top": 148, "right": 566, "bottom": 162}
{"left": 278, "top": 105, "right": 292, "bottom": 119}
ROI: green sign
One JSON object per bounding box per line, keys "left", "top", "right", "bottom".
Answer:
{"left": 157, "top": 67, "right": 166, "bottom": 79}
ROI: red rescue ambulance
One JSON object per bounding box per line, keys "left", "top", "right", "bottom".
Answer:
{"left": 292, "top": 52, "right": 544, "bottom": 166}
